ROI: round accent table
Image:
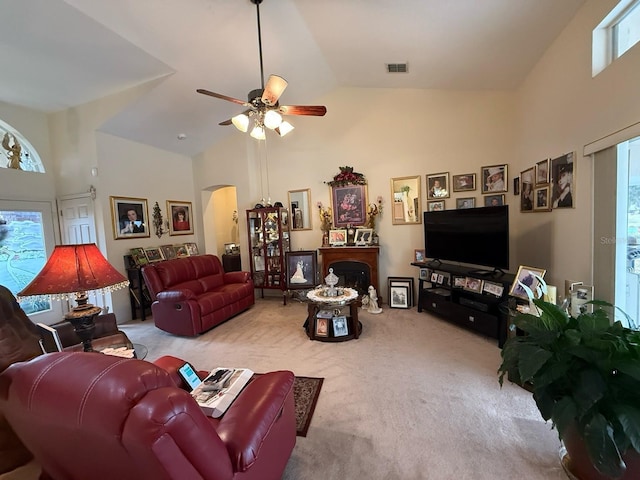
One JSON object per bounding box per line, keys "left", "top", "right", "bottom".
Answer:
{"left": 304, "top": 287, "right": 362, "bottom": 342}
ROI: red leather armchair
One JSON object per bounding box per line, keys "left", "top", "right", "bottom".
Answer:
{"left": 0, "top": 352, "right": 296, "bottom": 480}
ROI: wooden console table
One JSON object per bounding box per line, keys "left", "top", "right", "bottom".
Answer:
{"left": 318, "top": 246, "right": 380, "bottom": 293}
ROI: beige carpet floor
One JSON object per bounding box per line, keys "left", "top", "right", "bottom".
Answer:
{"left": 3, "top": 298, "right": 568, "bottom": 480}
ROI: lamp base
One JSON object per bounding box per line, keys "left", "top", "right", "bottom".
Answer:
{"left": 65, "top": 305, "right": 102, "bottom": 352}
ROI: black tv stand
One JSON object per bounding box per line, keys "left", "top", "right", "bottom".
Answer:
{"left": 468, "top": 268, "right": 506, "bottom": 278}
{"left": 411, "top": 261, "right": 515, "bottom": 347}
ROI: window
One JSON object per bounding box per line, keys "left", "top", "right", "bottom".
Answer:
{"left": 0, "top": 118, "right": 45, "bottom": 172}
{"left": 593, "top": 0, "right": 640, "bottom": 76}
{"left": 614, "top": 1, "right": 640, "bottom": 58}
{"left": 0, "top": 200, "right": 61, "bottom": 323}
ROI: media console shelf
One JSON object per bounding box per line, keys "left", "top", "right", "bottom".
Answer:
{"left": 411, "top": 262, "right": 515, "bottom": 347}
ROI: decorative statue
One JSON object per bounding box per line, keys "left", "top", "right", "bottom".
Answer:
{"left": 362, "top": 285, "right": 382, "bottom": 314}
{"left": 2, "top": 132, "right": 23, "bottom": 170}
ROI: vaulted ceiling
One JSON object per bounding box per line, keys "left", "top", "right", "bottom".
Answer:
{"left": 0, "top": 0, "right": 585, "bottom": 157}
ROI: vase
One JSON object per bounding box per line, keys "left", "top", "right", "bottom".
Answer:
{"left": 561, "top": 422, "right": 640, "bottom": 480}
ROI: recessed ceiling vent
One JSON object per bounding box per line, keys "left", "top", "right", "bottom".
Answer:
{"left": 386, "top": 63, "right": 408, "bottom": 73}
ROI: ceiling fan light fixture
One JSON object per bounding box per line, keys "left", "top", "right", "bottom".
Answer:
{"left": 231, "top": 113, "right": 250, "bottom": 132}
{"left": 250, "top": 124, "right": 266, "bottom": 140}
{"left": 275, "top": 121, "right": 294, "bottom": 137}
{"left": 264, "top": 109, "right": 283, "bottom": 129}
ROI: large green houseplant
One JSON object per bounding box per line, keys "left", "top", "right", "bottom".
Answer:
{"left": 498, "top": 298, "right": 640, "bottom": 479}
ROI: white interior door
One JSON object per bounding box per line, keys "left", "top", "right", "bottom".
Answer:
{"left": 58, "top": 194, "right": 96, "bottom": 245}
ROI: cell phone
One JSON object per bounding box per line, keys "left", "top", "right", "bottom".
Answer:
{"left": 177, "top": 362, "right": 202, "bottom": 390}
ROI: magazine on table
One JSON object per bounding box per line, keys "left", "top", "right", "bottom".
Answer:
{"left": 190, "top": 367, "right": 254, "bottom": 418}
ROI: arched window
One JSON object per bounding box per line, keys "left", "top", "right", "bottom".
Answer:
{"left": 0, "top": 119, "right": 45, "bottom": 172}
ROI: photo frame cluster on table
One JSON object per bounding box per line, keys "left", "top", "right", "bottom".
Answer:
{"left": 314, "top": 310, "right": 349, "bottom": 338}
{"left": 518, "top": 152, "right": 574, "bottom": 213}
{"left": 419, "top": 267, "right": 506, "bottom": 300}
{"left": 328, "top": 227, "right": 373, "bottom": 246}
{"left": 129, "top": 242, "right": 199, "bottom": 267}
{"left": 387, "top": 277, "right": 414, "bottom": 309}
{"left": 110, "top": 196, "right": 194, "bottom": 240}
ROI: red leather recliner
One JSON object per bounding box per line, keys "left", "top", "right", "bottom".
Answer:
{"left": 0, "top": 352, "right": 296, "bottom": 480}
{"left": 142, "top": 255, "right": 255, "bottom": 336}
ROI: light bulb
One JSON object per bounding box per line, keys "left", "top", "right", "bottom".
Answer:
{"left": 231, "top": 113, "right": 249, "bottom": 132}
{"left": 264, "top": 110, "right": 283, "bottom": 129}
{"left": 250, "top": 124, "right": 266, "bottom": 140}
{"left": 275, "top": 121, "right": 294, "bottom": 137}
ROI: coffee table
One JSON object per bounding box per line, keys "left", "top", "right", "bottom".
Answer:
{"left": 304, "top": 287, "right": 362, "bottom": 342}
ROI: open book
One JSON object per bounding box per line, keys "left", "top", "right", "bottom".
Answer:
{"left": 190, "top": 367, "right": 254, "bottom": 418}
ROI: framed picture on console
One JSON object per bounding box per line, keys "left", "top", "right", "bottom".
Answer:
{"left": 482, "top": 281, "right": 504, "bottom": 297}
{"left": 354, "top": 228, "right": 373, "bottom": 245}
{"left": 285, "top": 250, "right": 317, "bottom": 289}
{"left": 463, "top": 277, "right": 483, "bottom": 294}
{"left": 332, "top": 316, "right": 349, "bottom": 337}
{"left": 509, "top": 265, "right": 547, "bottom": 300}
{"left": 329, "top": 229, "right": 347, "bottom": 246}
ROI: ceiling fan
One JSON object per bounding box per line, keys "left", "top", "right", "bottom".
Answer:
{"left": 196, "top": 0, "right": 327, "bottom": 139}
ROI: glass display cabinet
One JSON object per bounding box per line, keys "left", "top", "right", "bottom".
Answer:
{"left": 246, "top": 206, "right": 291, "bottom": 304}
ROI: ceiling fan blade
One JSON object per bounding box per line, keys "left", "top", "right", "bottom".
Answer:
{"left": 219, "top": 119, "right": 233, "bottom": 126}
{"left": 196, "top": 89, "right": 248, "bottom": 106}
{"left": 261, "top": 75, "right": 288, "bottom": 106}
{"left": 279, "top": 105, "right": 327, "bottom": 116}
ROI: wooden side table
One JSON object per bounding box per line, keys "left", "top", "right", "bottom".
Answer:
{"left": 305, "top": 299, "right": 362, "bottom": 342}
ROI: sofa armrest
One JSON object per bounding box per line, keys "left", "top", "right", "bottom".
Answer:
{"left": 216, "top": 371, "right": 295, "bottom": 472}
{"left": 223, "top": 271, "right": 250, "bottom": 284}
{"left": 156, "top": 289, "right": 197, "bottom": 302}
{"left": 153, "top": 355, "right": 209, "bottom": 389}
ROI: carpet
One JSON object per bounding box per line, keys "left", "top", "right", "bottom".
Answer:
{"left": 292, "top": 376, "right": 324, "bottom": 437}
{"left": 254, "top": 373, "right": 323, "bottom": 437}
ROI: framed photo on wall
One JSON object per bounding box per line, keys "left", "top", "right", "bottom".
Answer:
{"left": 452, "top": 173, "right": 476, "bottom": 192}
{"left": 551, "top": 152, "right": 575, "bottom": 209}
{"left": 167, "top": 200, "right": 194, "bottom": 235}
{"left": 520, "top": 167, "right": 535, "bottom": 212}
{"left": 285, "top": 250, "right": 318, "bottom": 289}
{"left": 481, "top": 164, "right": 508, "bottom": 194}
{"left": 536, "top": 158, "right": 550, "bottom": 185}
{"left": 331, "top": 184, "right": 368, "bottom": 228}
{"left": 456, "top": 197, "right": 475, "bottom": 209}
{"left": 426, "top": 172, "right": 450, "bottom": 199}
{"left": 110, "top": 196, "right": 150, "bottom": 240}
{"left": 427, "top": 200, "right": 445, "bottom": 211}
{"left": 534, "top": 186, "right": 551, "bottom": 211}
{"left": 484, "top": 194, "right": 505, "bottom": 207}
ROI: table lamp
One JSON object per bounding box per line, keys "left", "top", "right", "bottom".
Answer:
{"left": 18, "top": 244, "right": 129, "bottom": 352}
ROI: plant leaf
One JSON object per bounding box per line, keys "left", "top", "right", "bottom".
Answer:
{"left": 583, "top": 413, "right": 625, "bottom": 478}
{"left": 553, "top": 396, "right": 577, "bottom": 436}
{"left": 518, "top": 344, "right": 552, "bottom": 383}
{"left": 613, "top": 405, "right": 640, "bottom": 453}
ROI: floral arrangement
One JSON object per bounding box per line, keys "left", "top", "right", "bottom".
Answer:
{"left": 325, "top": 166, "right": 367, "bottom": 187}
{"left": 365, "top": 196, "right": 384, "bottom": 230}
{"left": 317, "top": 202, "right": 333, "bottom": 232}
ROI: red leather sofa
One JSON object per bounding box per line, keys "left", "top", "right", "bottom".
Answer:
{"left": 142, "top": 255, "right": 254, "bottom": 336}
{"left": 0, "top": 352, "right": 296, "bottom": 480}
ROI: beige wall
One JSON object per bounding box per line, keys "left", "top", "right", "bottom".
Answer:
{"left": 513, "top": 0, "right": 640, "bottom": 297}
{"left": 2, "top": 0, "right": 639, "bottom": 314}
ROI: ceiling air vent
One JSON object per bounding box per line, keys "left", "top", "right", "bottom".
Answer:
{"left": 386, "top": 63, "right": 408, "bottom": 73}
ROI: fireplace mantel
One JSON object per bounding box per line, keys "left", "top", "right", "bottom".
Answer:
{"left": 318, "top": 246, "right": 380, "bottom": 293}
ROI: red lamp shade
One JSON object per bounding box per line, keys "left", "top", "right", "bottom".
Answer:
{"left": 18, "top": 244, "right": 129, "bottom": 301}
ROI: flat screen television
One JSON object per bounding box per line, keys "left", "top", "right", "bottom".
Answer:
{"left": 423, "top": 205, "right": 509, "bottom": 273}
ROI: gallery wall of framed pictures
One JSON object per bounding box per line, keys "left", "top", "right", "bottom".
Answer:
{"left": 517, "top": 152, "right": 575, "bottom": 213}
{"left": 110, "top": 196, "right": 195, "bottom": 240}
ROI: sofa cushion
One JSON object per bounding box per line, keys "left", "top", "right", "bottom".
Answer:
{"left": 153, "top": 259, "right": 204, "bottom": 295}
